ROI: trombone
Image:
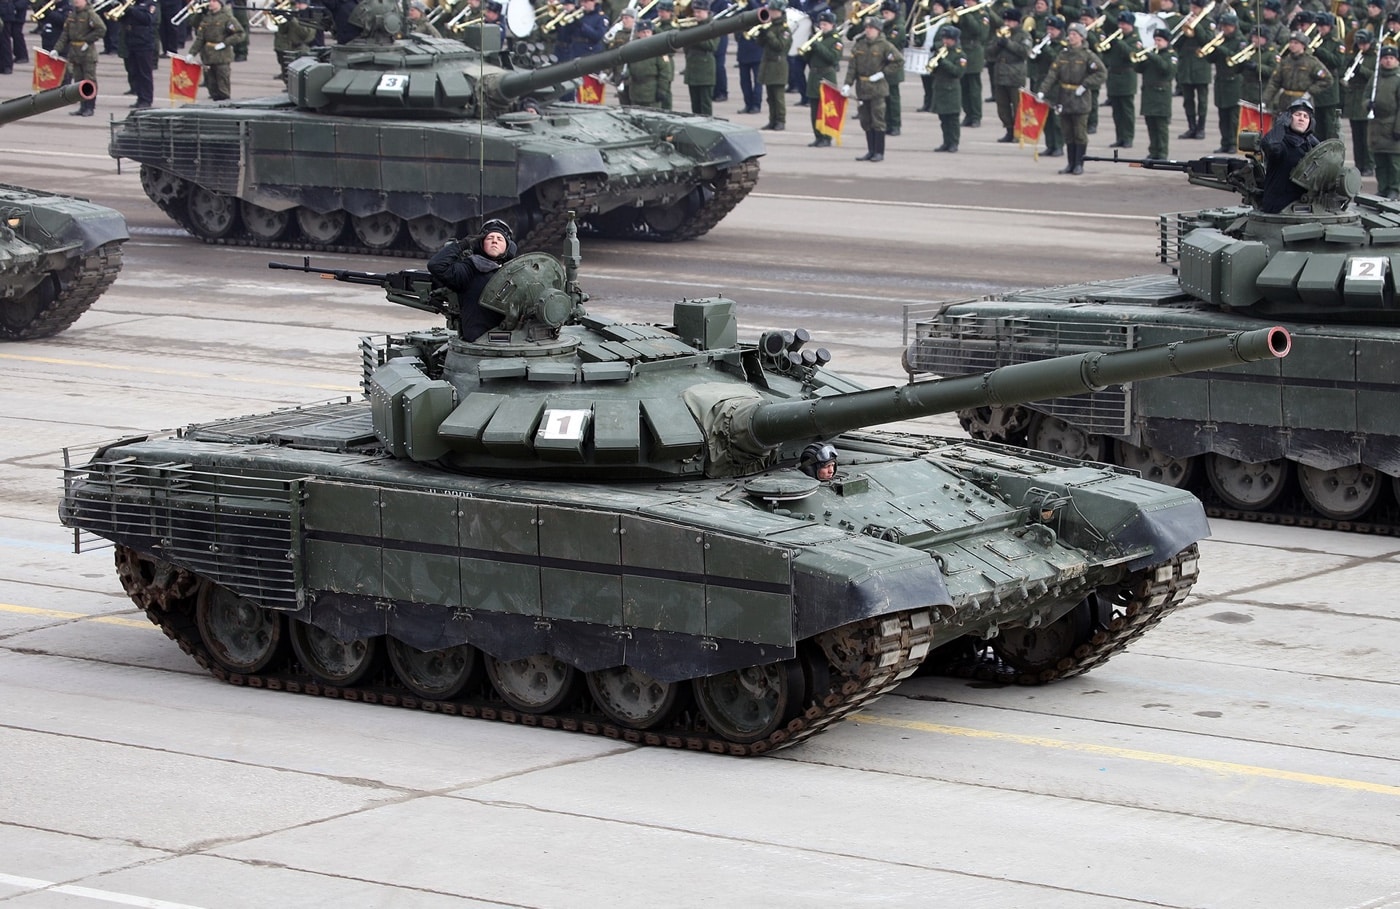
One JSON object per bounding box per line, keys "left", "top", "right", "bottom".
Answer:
{"left": 1169, "top": 0, "right": 1213, "bottom": 44}
{"left": 743, "top": 18, "right": 773, "bottom": 38}
{"left": 539, "top": 5, "right": 583, "bottom": 31}
{"left": 1196, "top": 31, "right": 1226, "bottom": 57}
{"left": 1225, "top": 43, "right": 1256, "bottom": 65}
{"left": 104, "top": 0, "right": 137, "bottom": 18}
{"left": 171, "top": 0, "right": 207, "bottom": 24}
{"left": 446, "top": 3, "right": 483, "bottom": 30}
{"left": 31, "top": 0, "right": 57, "bottom": 20}
{"left": 843, "top": 0, "right": 880, "bottom": 38}
{"left": 911, "top": 0, "right": 993, "bottom": 39}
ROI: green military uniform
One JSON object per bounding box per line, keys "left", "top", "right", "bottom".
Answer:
{"left": 1343, "top": 40, "right": 1377, "bottom": 173}
{"left": 881, "top": 11, "right": 908, "bottom": 135}
{"left": 989, "top": 12, "right": 1032, "bottom": 141}
{"left": 1173, "top": 0, "right": 1214, "bottom": 139}
{"left": 1137, "top": 35, "right": 1177, "bottom": 159}
{"left": 1208, "top": 24, "right": 1246, "bottom": 153}
{"left": 1370, "top": 52, "right": 1400, "bottom": 197}
{"left": 606, "top": 27, "right": 634, "bottom": 106}
{"left": 1040, "top": 30, "right": 1106, "bottom": 172}
{"left": 273, "top": 6, "right": 317, "bottom": 81}
{"left": 1312, "top": 29, "right": 1344, "bottom": 140}
{"left": 843, "top": 22, "right": 903, "bottom": 160}
{"left": 627, "top": 25, "right": 672, "bottom": 108}
{"left": 55, "top": 1, "right": 104, "bottom": 115}
{"left": 1266, "top": 42, "right": 1333, "bottom": 112}
{"left": 955, "top": 1, "right": 989, "bottom": 126}
{"left": 1028, "top": 24, "right": 1065, "bottom": 154}
{"left": 1101, "top": 18, "right": 1142, "bottom": 148}
{"left": 231, "top": 1, "right": 250, "bottom": 61}
{"left": 1238, "top": 37, "right": 1276, "bottom": 106}
{"left": 193, "top": 2, "right": 245, "bottom": 101}
{"left": 802, "top": 24, "right": 843, "bottom": 146}
{"left": 1080, "top": 16, "right": 1106, "bottom": 133}
{"left": 758, "top": 14, "right": 792, "bottom": 130}
{"left": 683, "top": 8, "right": 720, "bottom": 115}
{"left": 930, "top": 34, "right": 968, "bottom": 150}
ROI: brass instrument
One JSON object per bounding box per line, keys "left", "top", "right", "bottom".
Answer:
{"left": 31, "top": 0, "right": 57, "bottom": 20}
{"left": 1343, "top": 47, "right": 1368, "bottom": 82}
{"left": 1095, "top": 29, "right": 1121, "bottom": 52}
{"left": 104, "top": 0, "right": 136, "bottom": 18}
{"left": 911, "top": 0, "right": 994, "bottom": 38}
{"left": 1384, "top": 30, "right": 1400, "bottom": 48}
{"left": 447, "top": 2, "right": 483, "bottom": 30}
{"left": 672, "top": 15, "right": 698, "bottom": 26}
{"left": 1028, "top": 32, "right": 1052, "bottom": 58}
{"left": 539, "top": 5, "right": 583, "bottom": 31}
{"left": 449, "top": 12, "right": 484, "bottom": 31}
{"left": 1225, "top": 43, "right": 1256, "bottom": 66}
{"left": 250, "top": 0, "right": 294, "bottom": 30}
{"left": 842, "top": 0, "right": 881, "bottom": 38}
{"left": 798, "top": 28, "right": 824, "bottom": 53}
{"left": 1308, "top": 31, "right": 1324, "bottom": 51}
{"left": 1196, "top": 31, "right": 1226, "bottom": 57}
{"left": 743, "top": 18, "right": 773, "bottom": 37}
{"left": 924, "top": 44, "right": 949, "bottom": 72}
{"left": 532, "top": 1, "right": 560, "bottom": 20}
{"left": 993, "top": 24, "right": 1009, "bottom": 38}
{"left": 91, "top": 0, "right": 120, "bottom": 13}
{"left": 1085, "top": 13, "right": 1105, "bottom": 32}
{"left": 1021, "top": 13, "right": 1034, "bottom": 31}
{"left": 171, "top": 0, "right": 207, "bottom": 24}
{"left": 1131, "top": 46, "right": 1150, "bottom": 62}
{"left": 1169, "top": 0, "right": 1213, "bottom": 43}
{"left": 903, "top": 0, "right": 928, "bottom": 33}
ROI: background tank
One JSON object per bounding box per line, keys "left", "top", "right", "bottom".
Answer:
{"left": 59, "top": 222, "right": 1287, "bottom": 754}
{"left": 107, "top": 4, "right": 771, "bottom": 257}
{"left": 906, "top": 140, "right": 1400, "bottom": 528}
{"left": 1, "top": 82, "right": 128, "bottom": 340}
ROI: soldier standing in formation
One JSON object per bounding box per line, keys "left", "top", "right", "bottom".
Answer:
{"left": 1040, "top": 22, "right": 1106, "bottom": 174}
{"left": 1372, "top": 46, "right": 1400, "bottom": 199}
{"left": 879, "top": 0, "right": 906, "bottom": 136}
{"left": 989, "top": 6, "right": 1031, "bottom": 143}
{"left": 734, "top": 0, "right": 762, "bottom": 114}
{"left": 626, "top": 18, "right": 672, "bottom": 108}
{"left": 930, "top": 24, "right": 967, "bottom": 151}
{"left": 38, "top": 0, "right": 70, "bottom": 53}
{"left": 683, "top": 0, "right": 719, "bottom": 115}
{"left": 758, "top": 0, "right": 792, "bottom": 131}
{"left": 1266, "top": 31, "right": 1332, "bottom": 115}
{"left": 274, "top": 0, "right": 317, "bottom": 80}
{"left": 1029, "top": 14, "right": 1065, "bottom": 157}
{"left": 1344, "top": 30, "right": 1377, "bottom": 177}
{"left": 1175, "top": 0, "right": 1214, "bottom": 140}
{"left": 955, "top": 0, "right": 988, "bottom": 128}
{"left": 1311, "top": 13, "right": 1343, "bottom": 142}
{"left": 1207, "top": 13, "right": 1243, "bottom": 154}
{"left": 55, "top": 0, "right": 104, "bottom": 115}
{"left": 842, "top": 16, "right": 902, "bottom": 161}
{"left": 121, "top": 0, "right": 158, "bottom": 109}
{"left": 1237, "top": 25, "right": 1275, "bottom": 111}
{"left": 801, "top": 9, "right": 842, "bottom": 147}
{"left": 192, "top": 0, "right": 244, "bottom": 101}
{"left": 1101, "top": 10, "right": 1142, "bottom": 149}
{"left": 1137, "top": 27, "right": 1176, "bottom": 160}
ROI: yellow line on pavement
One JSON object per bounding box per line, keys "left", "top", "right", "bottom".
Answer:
{"left": 0, "top": 352, "right": 357, "bottom": 393}
{"left": 851, "top": 714, "right": 1400, "bottom": 796}
{"left": 2, "top": 602, "right": 150, "bottom": 630}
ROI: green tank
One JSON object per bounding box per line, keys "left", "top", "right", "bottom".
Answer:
{"left": 906, "top": 140, "right": 1400, "bottom": 527}
{"left": 1, "top": 82, "right": 128, "bottom": 340}
{"left": 59, "top": 220, "right": 1288, "bottom": 754}
{"left": 108, "top": 3, "right": 770, "bottom": 256}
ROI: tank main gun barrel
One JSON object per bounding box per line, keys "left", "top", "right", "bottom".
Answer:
{"left": 738, "top": 327, "right": 1291, "bottom": 452}
{"left": 492, "top": 7, "right": 773, "bottom": 101}
{"left": 0, "top": 81, "right": 96, "bottom": 126}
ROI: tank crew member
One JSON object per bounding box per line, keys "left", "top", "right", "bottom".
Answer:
{"left": 1344, "top": 30, "right": 1377, "bottom": 176}
{"left": 930, "top": 25, "right": 967, "bottom": 151}
{"left": 842, "top": 16, "right": 903, "bottom": 161}
{"left": 55, "top": 0, "right": 105, "bottom": 116}
{"left": 1174, "top": 0, "right": 1213, "bottom": 140}
{"left": 1039, "top": 21, "right": 1106, "bottom": 174}
{"left": 1137, "top": 26, "right": 1176, "bottom": 160}
{"left": 194, "top": 0, "right": 244, "bottom": 101}
{"left": 1371, "top": 46, "right": 1400, "bottom": 199}
{"left": 943, "top": 0, "right": 982, "bottom": 127}
{"left": 879, "top": 0, "right": 907, "bottom": 135}
{"left": 1260, "top": 97, "right": 1320, "bottom": 211}
{"left": 801, "top": 9, "right": 841, "bottom": 145}
{"left": 683, "top": 0, "right": 720, "bottom": 114}
{"left": 122, "top": 0, "right": 158, "bottom": 109}
{"left": 626, "top": 18, "right": 673, "bottom": 108}
{"left": 758, "top": 0, "right": 792, "bottom": 130}
{"left": 428, "top": 219, "right": 520, "bottom": 342}
{"left": 1029, "top": 14, "right": 1066, "bottom": 157}
{"left": 1206, "top": 13, "right": 1243, "bottom": 153}
{"left": 798, "top": 442, "right": 837, "bottom": 481}
{"left": 989, "top": 6, "right": 1032, "bottom": 143}
{"left": 39, "top": 0, "right": 70, "bottom": 53}
{"left": 1310, "top": 12, "right": 1343, "bottom": 141}
{"left": 407, "top": 1, "right": 442, "bottom": 36}
{"left": 1102, "top": 10, "right": 1142, "bottom": 148}
{"left": 1265, "top": 31, "right": 1332, "bottom": 114}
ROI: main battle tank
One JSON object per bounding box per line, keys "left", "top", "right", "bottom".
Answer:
{"left": 906, "top": 139, "right": 1400, "bottom": 528}
{"left": 59, "top": 221, "right": 1288, "bottom": 754}
{"left": 1, "top": 82, "right": 128, "bottom": 340}
{"left": 108, "top": 2, "right": 770, "bottom": 257}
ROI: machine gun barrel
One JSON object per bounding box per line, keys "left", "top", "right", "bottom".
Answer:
{"left": 269, "top": 258, "right": 449, "bottom": 317}
{"left": 0, "top": 81, "right": 96, "bottom": 126}
{"left": 494, "top": 7, "right": 771, "bottom": 100}
{"left": 739, "top": 328, "right": 1290, "bottom": 452}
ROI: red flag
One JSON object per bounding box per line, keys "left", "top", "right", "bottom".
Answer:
{"left": 1239, "top": 101, "right": 1273, "bottom": 140}
{"left": 32, "top": 49, "right": 65, "bottom": 92}
{"left": 578, "top": 74, "right": 606, "bottom": 105}
{"left": 817, "top": 80, "right": 848, "bottom": 146}
{"left": 1016, "top": 89, "right": 1049, "bottom": 146}
{"left": 170, "top": 56, "right": 202, "bottom": 105}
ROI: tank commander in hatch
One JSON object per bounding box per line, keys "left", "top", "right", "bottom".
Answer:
{"left": 798, "top": 442, "right": 838, "bottom": 482}
{"left": 427, "top": 219, "right": 519, "bottom": 341}
{"left": 1259, "top": 96, "right": 1320, "bottom": 213}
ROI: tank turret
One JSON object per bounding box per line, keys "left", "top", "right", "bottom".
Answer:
{"left": 0, "top": 81, "right": 95, "bottom": 125}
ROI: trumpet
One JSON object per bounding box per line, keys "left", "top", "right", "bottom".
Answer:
{"left": 171, "top": 0, "right": 207, "bottom": 24}
{"left": 1196, "top": 31, "right": 1226, "bottom": 57}
{"left": 1225, "top": 43, "right": 1256, "bottom": 66}
{"left": 1131, "top": 46, "right": 1149, "bottom": 62}
{"left": 1095, "top": 29, "right": 1121, "bottom": 52}
{"left": 539, "top": 5, "right": 582, "bottom": 31}
{"left": 1084, "top": 12, "right": 1105, "bottom": 32}
{"left": 1028, "top": 32, "right": 1052, "bottom": 58}
{"left": 798, "top": 29, "right": 824, "bottom": 53}
{"left": 842, "top": 0, "right": 880, "bottom": 38}
{"left": 923, "top": 44, "right": 948, "bottom": 73}
{"left": 104, "top": 0, "right": 136, "bottom": 18}
{"left": 912, "top": 0, "right": 993, "bottom": 38}
{"left": 743, "top": 19, "right": 772, "bottom": 38}
{"left": 31, "top": 0, "right": 57, "bottom": 20}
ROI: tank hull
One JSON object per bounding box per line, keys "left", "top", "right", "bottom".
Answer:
{"left": 61, "top": 399, "right": 1206, "bottom": 753}
{"left": 110, "top": 101, "right": 763, "bottom": 257}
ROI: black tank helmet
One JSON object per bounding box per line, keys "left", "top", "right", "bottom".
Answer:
{"left": 798, "top": 442, "right": 838, "bottom": 478}
{"left": 480, "top": 218, "right": 514, "bottom": 241}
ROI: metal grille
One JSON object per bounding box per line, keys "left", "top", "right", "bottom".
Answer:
{"left": 61, "top": 453, "right": 298, "bottom": 611}
{"left": 109, "top": 116, "right": 245, "bottom": 195}
{"left": 1159, "top": 207, "right": 1252, "bottom": 268}
{"left": 907, "top": 315, "right": 1135, "bottom": 436}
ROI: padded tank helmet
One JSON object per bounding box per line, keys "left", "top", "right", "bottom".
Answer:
{"left": 1287, "top": 96, "right": 1315, "bottom": 115}
{"left": 480, "top": 218, "right": 514, "bottom": 240}
{"left": 798, "top": 443, "right": 838, "bottom": 478}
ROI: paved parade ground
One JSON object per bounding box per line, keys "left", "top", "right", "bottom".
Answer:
{"left": 1, "top": 38, "right": 1398, "bottom": 909}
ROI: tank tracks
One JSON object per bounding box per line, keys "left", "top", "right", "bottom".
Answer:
{"left": 0, "top": 242, "right": 124, "bottom": 341}
{"left": 115, "top": 545, "right": 934, "bottom": 756}
{"left": 934, "top": 545, "right": 1200, "bottom": 686}
{"left": 586, "top": 158, "right": 761, "bottom": 243}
